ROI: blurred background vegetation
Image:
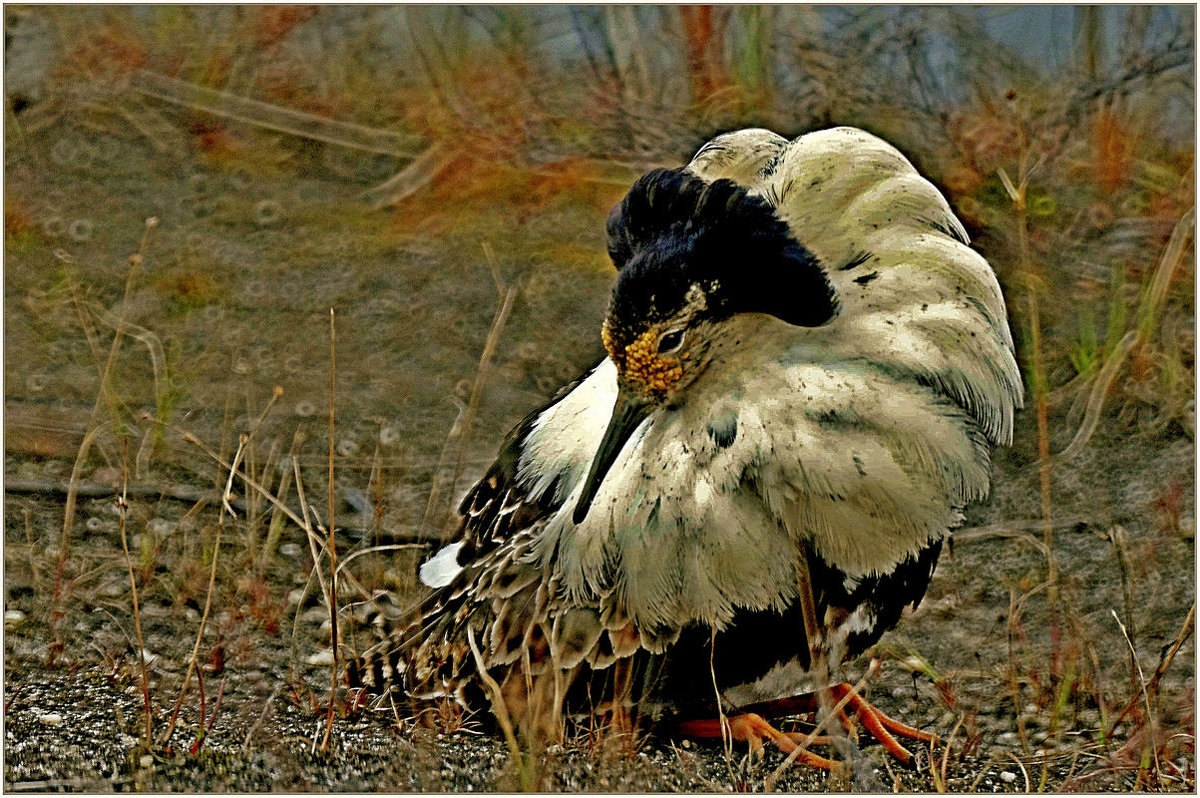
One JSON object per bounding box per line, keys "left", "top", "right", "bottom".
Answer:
{"left": 6, "top": 4, "right": 1193, "bottom": 515}
{"left": 2, "top": 6, "right": 1194, "bottom": 790}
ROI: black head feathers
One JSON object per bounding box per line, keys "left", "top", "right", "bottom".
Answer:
{"left": 605, "top": 168, "right": 838, "bottom": 334}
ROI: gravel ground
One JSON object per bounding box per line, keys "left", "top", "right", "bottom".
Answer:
{"left": 5, "top": 422, "right": 1194, "bottom": 792}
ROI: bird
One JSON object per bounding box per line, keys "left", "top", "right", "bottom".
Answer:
{"left": 349, "top": 126, "right": 1023, "bottom": 768}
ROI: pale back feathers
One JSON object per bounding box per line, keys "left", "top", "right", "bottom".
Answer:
{"left": 513, "top": 127, "right": 1022, "bottom": 634}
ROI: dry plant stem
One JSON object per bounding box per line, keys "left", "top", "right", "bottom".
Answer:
{"left": 1006, "top": 751, "right": 1031, "bottom": 792}
{"left": 421, "top": 253, "right": 518, "bottom": 535}
{"left": 67, "top": 272, "right": 104, "bottom": 373}
{"left": 967, "top": 753, "right": 1001, "bottom": 792}
{"left": 1004, "top": 589, "right": 1032, "bottom": 752}
{"left": 361, "top": 143, "right": 457, "bottom": 209}
{"left": 938, "top": 711, "right": 965, "bottom": 788}
{"left": 160, "top": 433, "right": 247, "bottom": 746}
{"left": 21, "top": 508, "right": 43, "bottom": 590}
{"left": 54, "top": 220, "right": 157, "bottom": 656}
{"left": 155, "top": 419, "right": 315, "bottom": 540}
{"left": 417, "top": 399, "right": 468, "bottom": 539}
{"left": 1059, "top": 207, "right": 1195, "bottom": 460}
{"left": 322, "top": 309, "right": 339, "bottom": 753}
{"left": 1006, "top": 151, "right": 1065, "bottom": 697}
{"left": 466, "top": 627, "right": 532, "bottom": 791}
{"left": 117, "top": 468, "right": 152, "bottom": 749}
{"left": 291, "top": 437, "right": 333, "bottom": 658}
{"left": 334, "top": 544, "right": 427, "bottom": 575}
{"left": 243, "top": 685, "right": 282, "bottom": 751}
{"left": 1105, "top": 602, "right": 1195, "bottom": 738}
{"left": 369, "top": 441, "right": 385, "bottom": 547}
{"left": 1027, "top": 296, "right": 1059, "bottom": 609}
{"left": 191, "top": 676, "right": 227, "bottom": 755}
{"left": 194, "top": 668, "right": 206, "bottom": 739}
{"left": 109, "top": 420, "right": 428, "bottom": 540}
{"left": 1111, "top": 609, "right": 1162, "bottom": 778}
{"left": 707, "top": 629, "right": 736, "bottom": 784}
{"left": 1029, "top": 295, "right": 1063, "bottom": 690}
{"left": 1142, "top": 601, "right": 1194, "bottom": 706}
{"left": 763, "top": 662, "right": 880, "bottom": 791}
{"left": 84, "top": 310, "right": 167, "bottom": 476}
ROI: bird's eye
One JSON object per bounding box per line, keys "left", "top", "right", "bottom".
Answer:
{"left": 657, "top": 330, "right": 685, "bottom": 354}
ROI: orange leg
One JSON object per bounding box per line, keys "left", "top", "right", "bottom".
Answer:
{"left": 739, "top": 683, "right": 939, "bottom": 765}
{"left": 676, "top": 713, "right": 840, "bottom": 769}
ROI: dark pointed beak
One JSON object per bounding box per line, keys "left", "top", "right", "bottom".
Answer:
{"left": 572, "top": 390, "right": 651, "bottom": 524}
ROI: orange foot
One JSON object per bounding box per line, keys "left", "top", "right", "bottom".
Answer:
{"left": 677, "top": 683, "right": 938, "bottom": 768}
{"left": 676, "top": 712, "right": 839, "bottom": 769}
{"left": 740, "top": 682, "right": 939, "bottom": 766}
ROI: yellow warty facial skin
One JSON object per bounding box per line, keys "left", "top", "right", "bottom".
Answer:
{"left": 603, "top": 322, "right": 683, "bottom": 399}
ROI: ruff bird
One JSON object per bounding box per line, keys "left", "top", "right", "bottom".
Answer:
{"left": 351, "top": 126, "right": 1023, "bottom": 767}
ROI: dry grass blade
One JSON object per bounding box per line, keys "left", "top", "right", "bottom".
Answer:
{"left": 53, "top": 217, "right": 158, "bottom": 662}
{"left": 1111, "top": 608, "right": 1162, "bottom": 778}
{"left": 1059, "top": 207, "right": 1195, "bottom": 460}
{"left": 421, "top": 254, "right": 519, "bottom": 536}
{"left": 85, "top": 311, "right": 168, "bottom": 478}
{"left": 707, "top": 629, "right": 735, "bottom": 784}
{"left": 361, "top": 143, "right": 457, "bottom": 209}
{"left": 333, "top": 543, "right": 427, "bottom": 575}
{"left": 1026, "top": 295, "right": 1059, "bottom": 609}
{"left": 294, "top": 451, "right": 332, "bottom": 617}
{"left": 117, "top": 464, "right": 152, "bottom": 750}
{"left": 159, "top": 387, "right": 280, "bottom": 745}
{"left": 466, "top": 626, "right": 534, "bottom": 791}
{"left": 763, "top": 661, "right": 880, "bottom": 791}
{"left": 1006, "top": 751, "right": 1031, "bottom": 792}
{"left": 321, "top": 308, "right": 339, "bottom": 753}
{"left": 937, "top": 711, "right": 966, "bottom": 790}
{"left": 242, "top": 685, "right": 282, "bottom": 751}
{"left": 20, "top": 508, "right": 44, "bottom": 590}
{"left": 161, "top": 432, "right": 247, "bottom": 746}
{"left": 131, "top": 69, "right": 420, "bottom": 157}
{"left": 1105, "top": 602, "right": 1194, "bottom": 742}
{"left": 1143, "top": 602, "right": 1195, "bottom": 705}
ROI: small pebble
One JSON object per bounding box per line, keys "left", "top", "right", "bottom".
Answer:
{"left": 5, "top": 610, "right": 26, "bottom": 624}
{"left": 38, "top": 712, "right": 64, "bottom": 725}
{"left": 301, "top": 607, "right": 328, "bottom": 624}
{"left": 147, "top": 518, "right": 173, "bottom": 535}
{"left": 1000, "top": 770, "right": 1017, "bottom": 783}
{"left": 280, "top": 543, "right": 303, "bottom": 557}
{"left": 139, "top": 754, "right": 154, "bottom": 768}
{"left": 91, "top": 467, "right": 123, "bottom": 486}
{"left": 306, "top": 649, "right": 334, "bottom": 666}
